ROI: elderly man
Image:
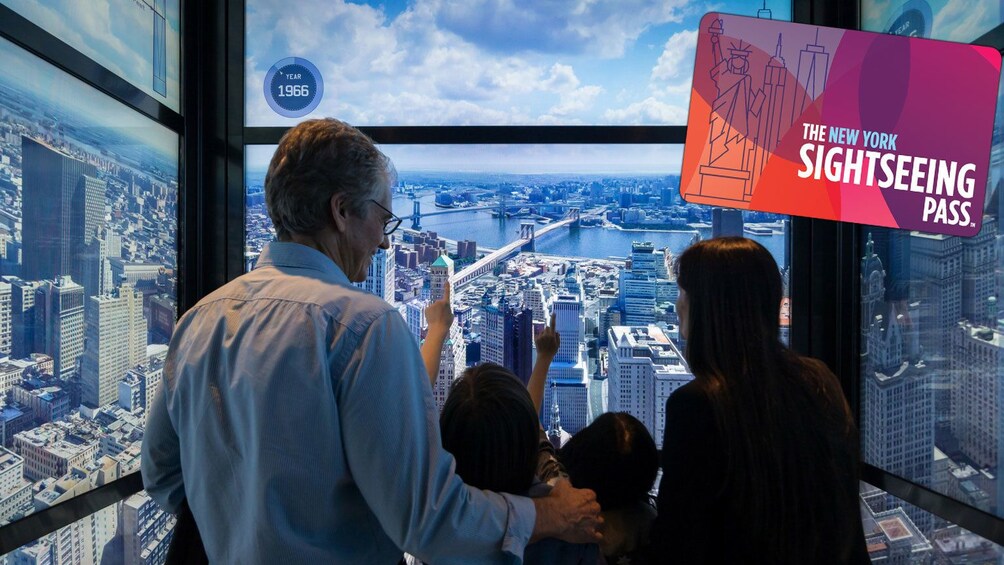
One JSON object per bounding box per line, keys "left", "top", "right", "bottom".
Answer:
{"left": 141, "top": 118, "right": 601, "bottom": 563}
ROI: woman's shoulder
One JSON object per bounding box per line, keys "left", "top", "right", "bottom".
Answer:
{"left": 666, "top": 379, "right": 712, "bottom": 412}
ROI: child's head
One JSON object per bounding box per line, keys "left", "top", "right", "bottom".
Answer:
{"left": 440, "top": 363, "right": 539, "bottom": 494}
{"left": 559, "top": 412, "right": 658, "bottom": 511}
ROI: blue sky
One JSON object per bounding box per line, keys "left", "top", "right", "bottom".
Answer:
{"left": 245, "top": 0, "right": 792, "bottom": 126}
{"left": 1, "top": 0, "right": 181, "bottom": 111}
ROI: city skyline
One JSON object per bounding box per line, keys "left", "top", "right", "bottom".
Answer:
{"left": 246, "top": 143, "right": 684, "bottom": 176}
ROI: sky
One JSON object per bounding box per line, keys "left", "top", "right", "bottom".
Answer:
{"left": 244, "top": 0, "right": 793, "bottom": 126}
{"left": 0, "top": 36, "right": 180, "bottom": 162}
{"left": 246, "top": 143, "right": 684, "bottom": 175}
{"left": 1, "top": 0, "right": 182, "bottom": 111}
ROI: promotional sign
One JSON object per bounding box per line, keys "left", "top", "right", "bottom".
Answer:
{"left": 680, "top": 13, "right": 1001, "bottom": 237}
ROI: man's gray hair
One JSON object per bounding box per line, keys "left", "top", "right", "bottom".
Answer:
{"left": 264, "top": 118, "right": 396, "bottom": 240}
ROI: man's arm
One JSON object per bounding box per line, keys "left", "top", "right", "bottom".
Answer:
{"left": 420, "top": 281, "right": 453, "bottom": 386}
{"left": 335, "top": 309, "right": 600, "bottom": 564}
{"left": 140, "top": 355, "right": 185, "bottom": 514}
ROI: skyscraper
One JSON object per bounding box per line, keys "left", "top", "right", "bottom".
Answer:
{"left": 0, "top": 281, "right": 11, "bottom": 356}
{"left": 711, "top": 207, "right": 743, "bottom": 238}
{"left": 481, "top": 292, "right": 534, "bottom": 385}
{"left": 542, "top": 294, "right": 589, "bottom": 434}
{"left": 607, "top": 325, "right": 693, "bottom": 449}
{"left": 951, "top": 320, "right": 1002, "bottom": 475}
{"left": 20, "top": 137, "right": 104, "bottom": 284}
{"left": 429, "top": 254, "right": 464, "bottom": 411}
{"left": 354, "top": 247, "right": 395, "bottom": 305}
{"left": 6, "top": 277, "right": 40, "bottom": 360}
{"left": 34, "top": 277, "right": 85, "bottom": 380}
{"left": 861, "top": 242, "right": 934, "bottom": 533}
{"left": 80, "top": 283, "right": 147, "bottom": 408}
{"left": 961, "top": 216, "right": 996, "bottom": 325}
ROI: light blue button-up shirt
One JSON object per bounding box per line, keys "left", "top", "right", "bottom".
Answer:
{"left": 142, "top": 241, "right": 535, "bottom": 563}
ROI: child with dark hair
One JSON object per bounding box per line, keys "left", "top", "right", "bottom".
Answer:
{"left": 420, "top": 308, "right": 599, "bottom": 564}
{"left": 559, "top": 412, "right": 659, "bottom": 563}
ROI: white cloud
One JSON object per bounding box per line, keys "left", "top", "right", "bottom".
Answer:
{"left": 430, "top": 0, "right": 689, "bottom": 58}
{"left": 549, "top": 85, "right": 603, "bottom": 116}
{"left": 931, "top": 0, "right": 996, "bottom": 42}
{"left": 651, "top": 29, "right": 698, "bottom": 81}
{"left": 603, "top": 97, "right": 688, "bottom": 124}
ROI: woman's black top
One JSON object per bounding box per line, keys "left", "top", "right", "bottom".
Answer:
{"left": 649, "top": 379, "right": 870, "bottom": 564}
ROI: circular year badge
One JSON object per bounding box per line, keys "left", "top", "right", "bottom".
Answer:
{"left": 264, "top": 57, "right": 324, "bottom": 118}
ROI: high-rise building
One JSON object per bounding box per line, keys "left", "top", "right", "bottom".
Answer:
{"left": 596, "top": 290, "right": 619, "bottom": 347}
{"left": 80, "top": 283, "right": 147, "bottom": 408}
{"left": 0, "top": 280, "right": 11, "bottom": 355}
{"left": 6, "top": 277, "right": 40, "bottom": 360}
{"left": 950, "top": 321, "right": 1002, "bottom": 472}
{"left": 524, "top": 283, "right": 549, "bottom": 324}
{"left": 0, "top": 447, "right": 32, "bottom": 525}
{"left": 861, "top": 242, "right": 934, "bottom": 532}
{"left": 20, "top": 137, "right": 104, "bottom": 284}
{"left": 354, "top": 247, "right": 395, "bottom": 305}
{"left": 122, "top": 491, "right": 177, "bottom": 565}
{"left": 961, "top": 216, "right": 996, "bottom": 325}
{"left": 429, "top": 254, "right": 464, "bottom": 411}
{"left": 542, "top": 295, "right": 589, "bottom": 434}
{"left": 34, "top": 277, "right": 85, "bottom": 380}
{"left": 481, "top": 293, "right": 534, "bottom": 385}
{"left": 620, "top": 271, "right": 656, "bottom": 326}
{"left": 910, "top": 232, "right": 962, "bottom": 358}
{"left": 711, "top": 207, "right": 743, "bottom": 238}
{"left": 607, "top": 325, "right": 693, "bottom": 449}
{"left": 78, "top": 228, "right": 122, "bottom": 300}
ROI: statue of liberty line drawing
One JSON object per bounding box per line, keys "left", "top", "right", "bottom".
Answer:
{"left": 693, "top": 14, "right": 830, "bottom": 205}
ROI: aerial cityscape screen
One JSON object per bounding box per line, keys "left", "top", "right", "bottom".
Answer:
{"left": 0, "top": 36, "right": 178, "bottom": 563}
{"left": 246, "top": 141, "right": 790, "bottom": 447}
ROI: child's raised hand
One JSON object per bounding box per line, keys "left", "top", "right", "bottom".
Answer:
{"left": 426, "top": 281, "right": 454, "bottom": 335}
{"left": 535, "top": 312, "right": 560, "bottom": 358}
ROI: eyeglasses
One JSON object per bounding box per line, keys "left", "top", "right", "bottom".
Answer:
{"left": 369, "top": 199, "right": 402, "bottom": 236}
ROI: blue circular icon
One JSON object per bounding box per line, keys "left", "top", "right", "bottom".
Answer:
{"left": 264, "top": 57, "right": 323, "bottom": 118}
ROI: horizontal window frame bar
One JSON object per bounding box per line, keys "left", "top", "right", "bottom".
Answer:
{"left": 862, "top": 464, "right": 1004, "bottom": 546}
{"left": 0, "top": 473, "right": 144, "bottom": 554}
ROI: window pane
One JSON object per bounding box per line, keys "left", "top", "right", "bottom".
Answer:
{"left": 244, "top": 0, "right": 792, "bottom": 127}
{"left": 861, "top": 0, "right": 1003, "bottom": 43}
{"left": 859, "top": 70, "right": 1004, "bottom": 519}
{"left": 861, "top": 481, "right": 1003, "bottom": 563}
{"left": 246, "top": 143, "right": 790, "bottom": 445}
{"left": 0, "top": 36, "right": 178, "bottom": 525}
{"left": 1, "top": 0, "right": 181, "bottom": 112}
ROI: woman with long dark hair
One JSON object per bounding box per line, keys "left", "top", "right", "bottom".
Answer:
{"left": 649, "top": 237, "right": 868, "bottom": 563}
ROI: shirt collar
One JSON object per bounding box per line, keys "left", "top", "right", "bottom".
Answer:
{"left": 254, "top": 241, "right": 352, "bottom": 286}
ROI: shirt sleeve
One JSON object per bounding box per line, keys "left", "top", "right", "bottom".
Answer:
{"left": 140, "top": 359, "right": 185, "bottom": 514}
{"left": 335, "top": 310, "right": 536, "bottom": 565}
{"left": 535, "top": 429, "right": 566, "bottom": 486}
